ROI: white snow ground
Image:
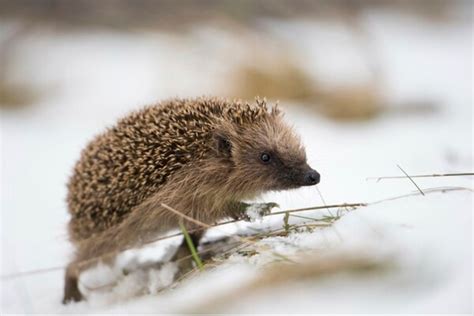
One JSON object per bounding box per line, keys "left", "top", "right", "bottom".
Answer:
{"left": 1, "top": 8, "right": 472, "bottom": 314}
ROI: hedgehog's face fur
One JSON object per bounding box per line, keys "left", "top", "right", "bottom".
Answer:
{"left": 214, "top": 108, "right": 320, "bottom": 195}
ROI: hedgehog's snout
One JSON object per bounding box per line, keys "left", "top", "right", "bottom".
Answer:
{"left": 279, "top": 163, "right": 320, "bottom": 189}
{"left": 303, "top": 169, "right": 320, "bottom": 186}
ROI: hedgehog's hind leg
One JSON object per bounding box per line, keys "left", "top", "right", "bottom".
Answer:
{"left": 62, "top": 262, "right": 83, "bottom": 304}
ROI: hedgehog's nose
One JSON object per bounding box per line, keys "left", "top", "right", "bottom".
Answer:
{"left": 304, "top": 169, "right": 320, "bottom": 185}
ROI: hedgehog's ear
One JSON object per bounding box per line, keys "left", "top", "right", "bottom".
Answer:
{"left": 213, "top": 131, "right": 232, "bottom": 157}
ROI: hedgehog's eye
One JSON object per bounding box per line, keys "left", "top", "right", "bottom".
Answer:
{"left": 221, "top": 139, "right": 231, "bottom": 151}
{"left": 260, "top": 153, "right": 271, "bottom": 163}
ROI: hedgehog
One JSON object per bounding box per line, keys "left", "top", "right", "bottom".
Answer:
{"left": 63, "top": 97, "right": 320, "bottom": 303}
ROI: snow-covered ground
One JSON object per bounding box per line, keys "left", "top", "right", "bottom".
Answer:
{"left": 1, "top": 8, "right": 472, "bottom": 314}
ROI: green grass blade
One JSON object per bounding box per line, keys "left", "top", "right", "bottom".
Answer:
{"left": 179, "top": 222, "right": 204, "bottom": 271}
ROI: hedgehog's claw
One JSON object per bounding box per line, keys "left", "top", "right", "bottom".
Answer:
{"left": 242, "top": 202, "right": 279, "bottom": 222}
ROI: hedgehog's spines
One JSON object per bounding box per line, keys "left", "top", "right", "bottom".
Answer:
{"left": 66, "top": 97, "right": 283, "bottom": 241}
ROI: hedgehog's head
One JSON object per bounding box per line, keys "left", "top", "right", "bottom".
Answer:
{"left": 213, "top": 101, "right": 320, "bottom": 195}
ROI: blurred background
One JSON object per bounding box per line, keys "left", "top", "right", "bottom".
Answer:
{"left": 1, "top": 0, "right": 472, "bottom": 313}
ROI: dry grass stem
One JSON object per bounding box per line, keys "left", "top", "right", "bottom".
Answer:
{"left": 161, "top": 203, "right": 212, "bottom": 228}
{"left": 271, "top": 203, "right": 366, "bottom": 216}
{"left": 371, "top": 186, "right": 472, "bottom": 205}
{"left": 2, "top": 185, "right": 471, "bottom": 280}
{"left": 397, "top": 164, "right": 425, "bottom": 196}
{"left": 316, "top": 185, "right": 334, "bottom": 217}
{"left": 367, "top": 172, "right": 474, "bottom": 181}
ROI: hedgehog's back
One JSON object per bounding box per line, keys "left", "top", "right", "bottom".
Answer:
{"left": 66, "top": 97, "right": 274, "bottom": 242}
{"left": 67, "top": 99, "right": 214, "bottom": 241}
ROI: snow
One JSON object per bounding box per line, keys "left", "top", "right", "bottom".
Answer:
{"left": 244, "top": 202, "right": 279, "bottom": 222}
{"left": 1, "top": 6, "right": 472, "bottom": 314}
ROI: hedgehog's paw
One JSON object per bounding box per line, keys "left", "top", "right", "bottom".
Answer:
{"left": 62, "top": 273, "right": 83, "bottom": 304}
{"left": 244, "top": 202, "right": 279, "bottom": 222}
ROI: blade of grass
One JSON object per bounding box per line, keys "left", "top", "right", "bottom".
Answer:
{"left": 316, "top": 185, "right": 334, "bottom": 217}
{"left": 283, "top": 212, "right": 290, "bottom": 234}
{"left": 397, "top": 164, "right": 425, "bottom": 196}
{"left": 179, "top": 221, "right": 204, "bottom": 271}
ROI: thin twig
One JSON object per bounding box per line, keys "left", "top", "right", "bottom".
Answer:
{"left": 316, "top": 185, "right": 334, "bottom": 217}
{"left": 370, "top": 186, "right": 472, "bottom": 204}
{"left": 271, "top": 203, "right": 367, "bottom": 216}
{"left": 161, "top": 203, "right": 212, "bottom": 228}
{"left": 367, "top": 172, "right": 474, "bottom": 181}
{"left": 289, "top": 213, "right": 319, "bottom": 221}
{"left": 160, "top": 203, "right": 258, "bottom": 251}
{"left": 3, "top": 185, "right": 472, "bottom": 280}
{"left": 397, "top": 164, "right": 425, "bottom": 196}
{"left": 2, "top": 203, "right": 369, "bottom": 279}
{"left": 0, "top": 265, "right": 65, "bottom": 280}
{"left": 314, "top": 186, "right": 344, "bottom": 241}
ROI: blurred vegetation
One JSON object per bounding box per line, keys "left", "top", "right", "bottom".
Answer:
{"left": 0, "top": 0, "right": 453, "bottom": 117}
{"left": 0, "top": 0, "right": 460, "bottom": 30}
{"left": 0, "top": 23, "right": 42, "bottom": 109}
{"left": 229, "top": 55, "right": 383, "bottom": 121}
{"left": 191, "top": 251, "right": 393, "bottom": 313}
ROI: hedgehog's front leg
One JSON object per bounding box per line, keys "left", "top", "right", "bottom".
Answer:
{"left": 225, "top": 201, "right": 279, "bottom": 222}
